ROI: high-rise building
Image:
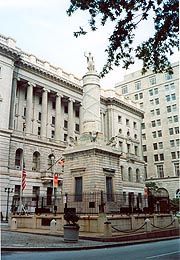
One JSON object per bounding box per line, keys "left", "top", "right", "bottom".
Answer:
{"left": 115, "top": 62, "right": 179, "bottom": 199}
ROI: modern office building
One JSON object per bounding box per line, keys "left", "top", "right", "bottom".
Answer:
{"left": 115, "top": 62, "right": 179, "bottom": 199}
{"left": 0, "top": 34, "right": 145, "bottom": 218}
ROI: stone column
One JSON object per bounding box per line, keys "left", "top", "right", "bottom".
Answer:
{"left": 25, "top": 82, "right": 35, "bottom": 134}
{"left": 68, "top": 98, "right": 74, "bottom": 139}
{"left": 40, "top": 88, "right": 49, "bottom": 139}
{"left": 9, "top": 75, "right": 18, "bottom": 129}
{"left": 79, "top": 103, "right": 83, "bottom": 134}
{"left": 55, "top": 93, "right": 62, "bottom": 142}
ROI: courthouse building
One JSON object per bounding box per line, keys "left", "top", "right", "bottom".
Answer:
{"left": 115, "top": 62, "right": 179, "bottom": 199}
{"left": 0, "top": 34, "right": 145, "bottom": 217}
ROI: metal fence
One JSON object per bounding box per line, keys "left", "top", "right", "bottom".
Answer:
{"left": 11, "top": 192, "right": 170, "bottom": 215}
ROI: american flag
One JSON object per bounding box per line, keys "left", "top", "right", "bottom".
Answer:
{"left": 22, "top": 162, "right": 26, "bottom": 191}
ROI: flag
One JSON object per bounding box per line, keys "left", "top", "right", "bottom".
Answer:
{"left": 22, "top": 162, "right": 26, "bottom": 191}
{"left": 58, "top": 159, "right": 64, "bottom": 165}
{"left": 54, "top": 173, "right": 58, "bottom": 188}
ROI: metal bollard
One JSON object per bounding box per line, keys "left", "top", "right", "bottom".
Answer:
{"left": 11, "top": 218, "right": 17, "bottom": 230}
{"left": 50, "top": 219, "right": 57, "bottom": 233}
{"left": 145, "top": 218, "right": 152, "bottom": 232}
{"left": 104, "top": 221, "right": 112, "bottom": 237}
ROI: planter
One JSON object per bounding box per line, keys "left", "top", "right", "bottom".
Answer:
{"left": 63, "top": 224, "right": 79, "bottom": 242}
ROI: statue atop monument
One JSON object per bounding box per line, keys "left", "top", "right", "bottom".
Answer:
{"left": 84, "top": 52, "right": 95, "bottom": 71}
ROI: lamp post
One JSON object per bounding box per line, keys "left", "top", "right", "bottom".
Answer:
{"left": 5, "top": 187, "right": 14, "bottom": 222}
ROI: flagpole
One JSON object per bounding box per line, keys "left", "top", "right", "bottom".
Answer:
{"left": 19, "top": 123, "right": 26, "bottom": 214}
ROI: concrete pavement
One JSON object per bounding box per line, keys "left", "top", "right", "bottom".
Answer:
{"left": 1, "top": 222, "right": 179, "bottom": 251}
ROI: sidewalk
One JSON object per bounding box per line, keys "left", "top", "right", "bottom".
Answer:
{"left": 1, "top": 223, "right": 179, "bottom": 251}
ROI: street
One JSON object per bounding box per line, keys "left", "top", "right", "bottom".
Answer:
{"left": 2, "top": 238, "right": 180, "bottom": 260}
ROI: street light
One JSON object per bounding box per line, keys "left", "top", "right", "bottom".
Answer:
{"left": 50, "top": 154, "right": 57, "bottom": 213}
{"left": 5, "top": 187, "right": 14, "bottom": 222}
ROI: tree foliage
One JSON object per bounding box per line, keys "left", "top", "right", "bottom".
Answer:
{"left": 67, "top": 0, "right": 179, "bottom": 77}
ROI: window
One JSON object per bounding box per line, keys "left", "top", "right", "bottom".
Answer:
{"left": 171, "top": 93, "right": 176, "bottom": 100}
{"left": 170, "top": 140, "right": 175, "bottom": 147}
{"left": 121, "top": 166, "right": 124, "bottom": 180}
{"left": 122, "top": 86, "right": 128, "bottom": 94}
{"left": 166, "top": 95, "right": 170, "bottom": 102}
{"left": 175, "top": 127, "right": 179, "bottom": 134}
{"left": 64, "top": 133, "right": 67, "bottom": 141}
{"left": 174, "top": 115, "right": 178, "bottom": 122}
{"left": 152, "top": 131, "right": 157, "bottom": 138}
{"left": 154, "top": 154, "right": 159, "bottom": 161}
{"left": 151, "top": 120, "right": 156, "bottom": 127}
{"left": 136, "top": 169, "right": 140, "bottom": 183}
{"left": 64, "top": 120, "right": 68, "bottom": 129}
{"left": 167, "top": 106, "right": 171, "bottom": 113}
{"left": 118, "top": 115, "right": 122, "bottom": 123}
{"left": 156, "top": 119, "right": 161, "bottom": 126}
{"left": 135, "top": 81, "right": 141, "bottom": 90}
{"left": 143, "top": 156, "right": 147, "bottom": 162}
{"left": 172, "top": 104, "right": 177, "bottom": 111}
{"left": 139, "top": 93, "right": 143, "bottom": 99}
{"left": 75, "top": 177, "right": 82, "bottom": 201}
{"left": 140, "top": 102, "right": 143, "bottom": 108}
{"left": 176, "top": 139, "right": 179, "bottom": 146}
{"left": 155, "top": 98, "right": 159, "bottom": 105}
{"left": 128, "top": 167, "right": 132, "bottom": 182}
{"left": 141, "top": 123, "right": 145, "bottom": 129}
{"left": 154, "top": 88, "right": 158, "bottom": 94}
{"left": 32, "top": 186, "right": 40, "bottom": 197}
{"left": 133, "top": 122, "right": 137, "bottom": 129}
{"left": 149, "top": 89, "right": 153, "bottom": 96}
{"left": 123, "top": 191, "right": 126, "bottom": 202}
{"left": 171, "top": 152, "right": 176, "bottom": 159}
{"left": 106, "top": 176, "right": 114, "bottom": 201}
{"left": 170, "top": 83, "right": 175, "bottom": 89}
{"left": 64, "top": 105, "right": 68, "bottom": 113}
{"left": 158, "top": 142, "right": 163, "bottom": 149}
{"left": 38, "top": 112, "right": 41, "bottom": 121}
{"left": 75, "top": 108, "right": 79, "bottom": 117}
{"left": 134, "top": 94, "right": 138, "bottom": 100}
{"left": 174, "top": 163, "right": 180, "bottom": 177}
{"left": 159, "top": 154, "right": 164, "bottom": 161}
{"left": 127, "top": 144, "right": 130, "bottom": 153}
{"left": 165, "top": 73, "right": 172, "bottom": 80}
{"left": 14, "top": 185, "right": 21, "bottom": 196}
{"left": 134, "top": 146, "right": 138, "bottom": 156}
{"left": 153, "top": 143, "right": 158, "bottom": 150}
{"left": 15, "top": 148, "right": 22, "bottom": 167}
{"left": 149, "top": 76, "right": 156, "bottom": 85}
{"left": 52, "top": 116, "right": 55, "bottom": 125}
{"left": 143, "top": 145, "right": 147, "bottom": 151}
{"left": 168, "top": 116, "right": 173, "bottom": 123}
{"left": 164, "top": 84, "right": 169, "bottom": 91}
{"left": 126, "top": 119, "right": 129, "bottom": 126}
{"left": 151, "top": 110, "right": 155, "bottom": 116}
{"left": 75, "top": 123, "right": 79, "bottom": 132}
{"left": 150, "top": 99, "right": 154, "bottom": 105}
{"left": 169, "top": 128, "right": 174, "bottom": 135}
{"left": 156, "top": 109, "right": 160, "bottom": 115}
{"left": 24, "top": 89, "right": 27, "bottom": 100}
{"left": 142, "top": 133, "right": 146, "bottom": 140}
{"left": 119, "top": 141, "right": 123, "bottom": 151}
{"left": 157, "top": 165, "right": 164, "bottom": 178}
{"left": 157, "top": 130, "right": 162, "bottom": 137}
{"left": 38, "top": 127, "right": 41, "bottom": 136}
{"left": 23, "top": 107, "right": 26, "bottom": 117}
{"left": 32, "top": 152, "right": 40, "bottom": 171}
{"left": 52, "top": 101, "right": 56, "bottom": 109}
{"left": 51, "top": 130, "right": 55, "bottom": 138}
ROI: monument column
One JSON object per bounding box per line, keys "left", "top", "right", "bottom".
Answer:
{"left": 40, "top": 88, "right": 49, "bottom": 139}
{"left": 55, "top": 93, "right": 62, "bottom": 142}
{"left": 26, "top": 82, "right": 35, "bottom": 134}
{"left": 68, "top": 98, "right": 74, "bottom": 138}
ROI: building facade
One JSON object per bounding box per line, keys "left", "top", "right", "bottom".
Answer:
{"left": 115, "top": 62, "right": 179, "bottom": 199}
{"left": 0, "top": 34, "right": 145, "bottom": 218}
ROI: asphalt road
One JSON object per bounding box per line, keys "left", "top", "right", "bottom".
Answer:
{"left": 2, "top": 238, "right": 180, "bottom": 260}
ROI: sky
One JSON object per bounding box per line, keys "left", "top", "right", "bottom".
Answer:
{"left": 0, "top": 0, "right": 178, "bottom": 89}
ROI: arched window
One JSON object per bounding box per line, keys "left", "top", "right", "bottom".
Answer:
{"left": 176, "top": 189, "right": 180, "bottom": 198}
{"left": 121, "top": 166, "right": 124, "bottom": 181}
{"left": 32, "top": 151, "right": 40, "bottom": 171}
{"left": 48, "top": 154, "right": 55, "bottom": 169}
{"left": 128, "top": 167, "right": 132, "bottom": 182}
{"left": 136, "top": 169, "right": 140, "bottom": 182}
{"left": 15, "top": 148, "right": 23, "bottom": 168}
